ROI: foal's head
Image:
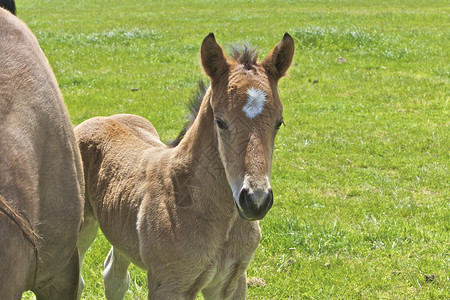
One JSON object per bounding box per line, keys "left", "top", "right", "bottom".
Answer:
{"left": 201, "top": 33, "right": 294, "bottom": 221}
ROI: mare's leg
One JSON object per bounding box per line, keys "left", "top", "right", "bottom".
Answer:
{"left": 201, "top": 273, "right": 247, "bottom": 300}
{"left": 103, "top": 247, "right": 131, "bottom": 300}
{"left": 33, "top": 247, "right": 80, "bottom": 300}
{"left": 76, "top": 205, "right": 99, "bottom": 300}
{"left": 0, "top": 218, "right": 31, "bottom": 300}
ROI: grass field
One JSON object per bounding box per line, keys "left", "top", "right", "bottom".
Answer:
{"left": 18, "top": 0, "right": 449, "bottom": 299}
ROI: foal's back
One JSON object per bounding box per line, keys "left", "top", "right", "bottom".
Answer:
{"left": 76, "top": 114, "right": 163, "bottom": 148}
{"left": 0, "top": 8, "right": 83, "bottom": 299}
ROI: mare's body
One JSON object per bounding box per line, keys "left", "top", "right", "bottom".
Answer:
{"left": 0, "top": 7, "right": 84, "bottom": 299}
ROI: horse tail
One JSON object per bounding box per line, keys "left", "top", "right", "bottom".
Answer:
{"left": 0, "top": 195, "right": 39, "bottom": 258}
{"left": 0, "top": 0, "right": 16, "bottom": 15}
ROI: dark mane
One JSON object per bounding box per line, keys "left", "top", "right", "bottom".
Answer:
{"left": 229, "top": 43, "right": 259, "bottom": 70}
{"left": 0, "top": 0, "right": 16, "bottom": 15}
{"left": 168, "top": 80, "right": 208, "bottom": 147}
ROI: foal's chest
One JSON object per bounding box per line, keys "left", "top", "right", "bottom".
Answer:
{"left": 196, "top": 218, "right": 262, "bottom": 290}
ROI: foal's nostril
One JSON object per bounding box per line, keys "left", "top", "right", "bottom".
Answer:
{"left": 239, "top": 188, "right": 251, "bottom": 211}
{"left": 266, "top": 188, "right": 274, "bottom": 209}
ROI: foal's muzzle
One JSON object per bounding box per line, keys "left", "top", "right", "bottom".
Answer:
{"left": 237, "top": 188, "right": 273, "bottom": 221}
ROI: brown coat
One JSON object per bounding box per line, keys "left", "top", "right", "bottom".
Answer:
{"left": 76, "top": 33, "right": 294, "bottom": 299}
{"left": 0, "top": 8, "right": 84, "bottom": 299}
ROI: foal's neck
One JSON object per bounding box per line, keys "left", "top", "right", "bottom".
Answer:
{"left": 176, "top": 89, "right": 217, "bottom": 162}
{"left": 174, "top": 89, "right": 235, "bottom": 218}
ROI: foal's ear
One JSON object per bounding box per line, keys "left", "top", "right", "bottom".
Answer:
{"left": 201, "top": 33, "right": 228, "bottom": 79}
{"left": 262, "top": 33, "right": 295, "bottom": 80}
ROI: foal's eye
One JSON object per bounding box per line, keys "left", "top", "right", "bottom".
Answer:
{"left": 215, "top": 119, "right": 228, "bottom": 130}
{"left": 275, "top": 120, "right": 285, "bottom": 130}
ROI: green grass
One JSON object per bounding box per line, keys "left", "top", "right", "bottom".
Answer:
{"left": 18, "top": 0, "right": 449, "bottom": 299}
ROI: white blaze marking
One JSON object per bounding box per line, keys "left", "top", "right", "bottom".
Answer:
{"left": 243, "top": 88, "right": 267, "bottom": 119}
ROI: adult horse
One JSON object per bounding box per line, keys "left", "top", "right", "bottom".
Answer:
{"left": 0, "top": 7, "right": 84, "bottom": 299}
{"left": 76, "top": 33, "right": 294, "bottom": 299}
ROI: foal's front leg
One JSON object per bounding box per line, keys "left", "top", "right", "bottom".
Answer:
{"left": 201, "top": 273, "right": 247, "bottom": 300}
{"left": 231, "top": 274, "right": 247, "bottom": 300}
{"left": 103, "top": 247, "right": 131, "bottom": 300}
{"left": 147, "top": 273, "right": 199, "bottom": 300}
